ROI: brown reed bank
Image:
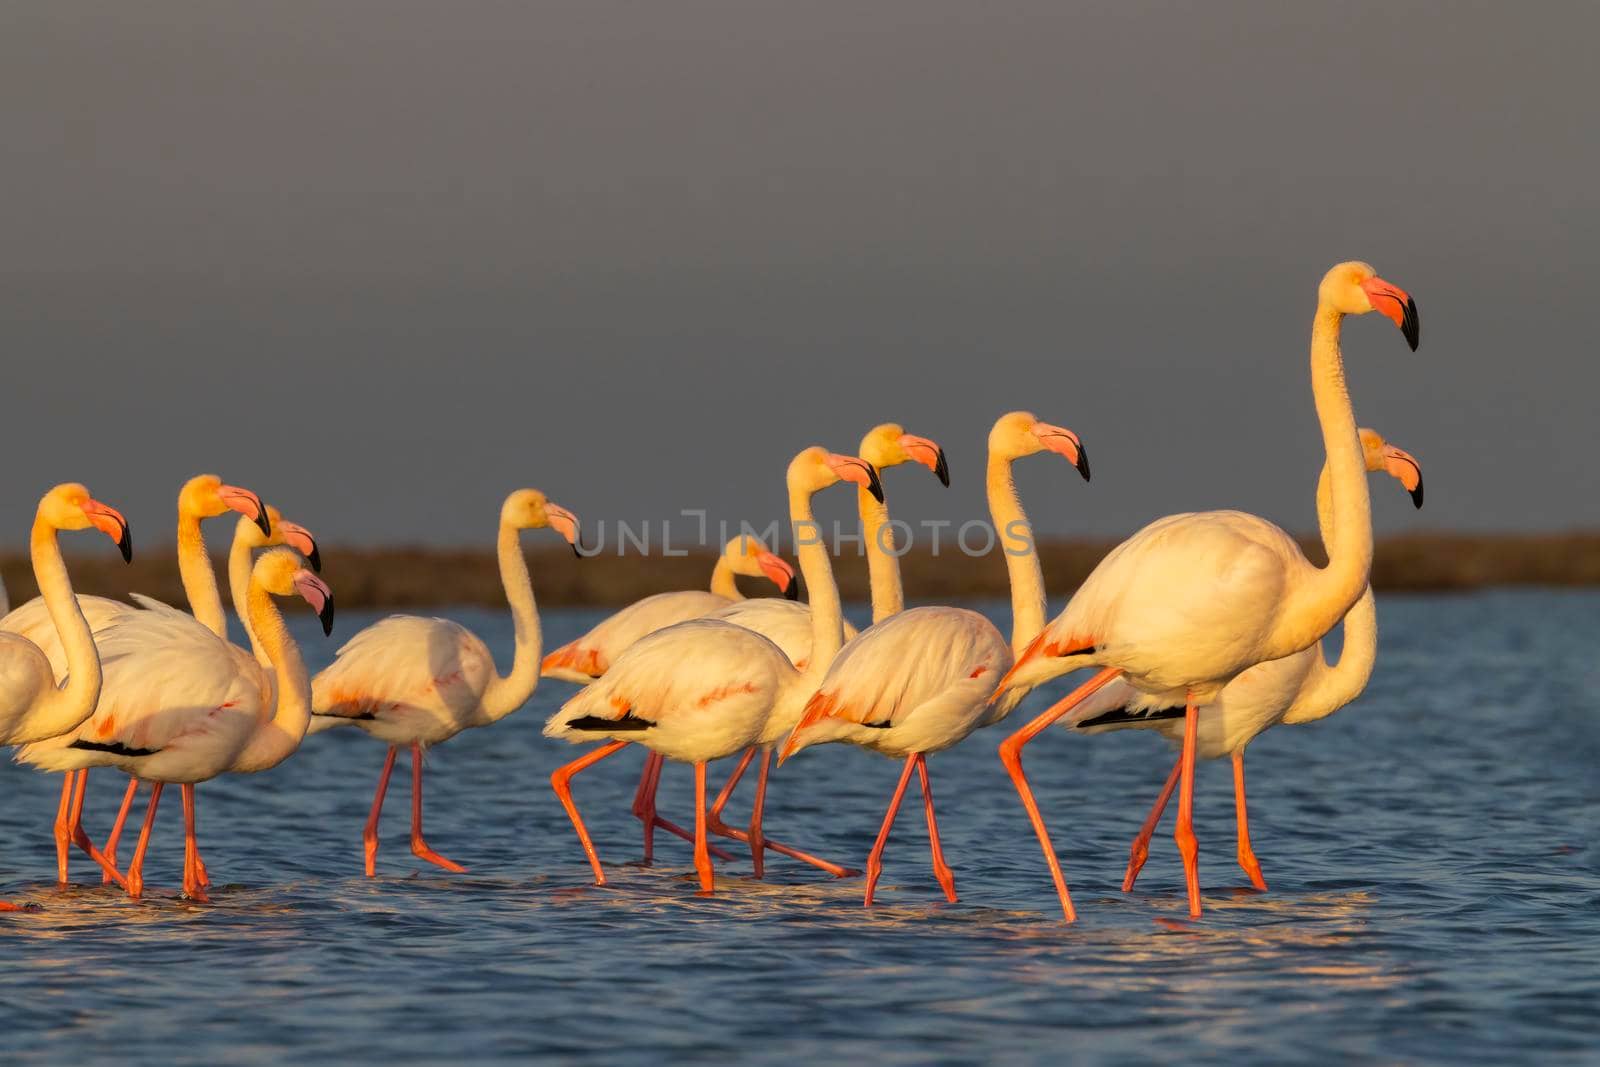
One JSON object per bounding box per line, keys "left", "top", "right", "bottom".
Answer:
{"left": 4, "top": 533, "right": 1598, "bottom": 612}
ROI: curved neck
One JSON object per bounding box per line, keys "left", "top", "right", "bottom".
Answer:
{"left": 178, "top": 510, "right": 227, "bottom": 638}
{"left": 791, "top": 484, "right": 843, "bottom": 691}
{"left": 987, "top": 450, "right": 1047, "bottom": 654}
{"left": 24, "top": 517, "right": 103, "bottom": 737}
{"left": 859, "top": 484, "right": 903, "bottom": 624}
{"left": 228, "top": 522, "right": 268, "bottom": 665}
{"left": 1283, "top": 588, "right": 1378, "bottom": 725}
{"left": 230, "top": 584, "right": 311, "bottom": 773}
{"left": 1273, "top": 304, "right": 1373, "bottom": 654}
{"left": 479, "top": 522, "right": 543, "bottom": 722}
{"left": 708, "top": 555, "right": 744, "bottom": 600}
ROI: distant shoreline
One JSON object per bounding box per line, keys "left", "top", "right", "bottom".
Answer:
{"left": 7, "top": 533, "right": 1600, "bottom": 611}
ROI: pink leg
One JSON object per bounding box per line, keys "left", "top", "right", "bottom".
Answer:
{"left": 180, "top": 784, "right": 211, "bottom": 903}
{"left": 52, "top": 773, "right": 74, "bottom": 884}
{"left": 103, "top": 778, "right": 141, "bottom": 883}
{"left": 915, "top": 755, "right": 957, "bottom": 903}
{"left": 706, "top": 748, "right": 856, "bottom": 878}
{"left": 409, "top": 742, "right": 466, "bottom": 873}
{"left": 863, "top": 755, "right": 918, "bottom": 906}
{"left": 67, "top": 769, "right": 127, "bottom": 889}
{"left": 1233, "top": 751, "right": 1268, "bottom": 891}
{"left": 692, "top": 761, "right": 713, "bottom": 894}
{"left": 708, "top": 747, "right": 756, "bottom": 821}
{"left": 747, "top": 748, "right": 771, "bottom": 879}
{"left": 998, "top": 667, "right": 1125, "bottom": 922}
{"left": 363, "top": 746, "right": 399, "bottom": 877}
{"left": 635, "top": 752, "right": 733, "bottom": 862}
{"left": 631, "top": 752, "right": 663, "bottom": 862}
{"left": 126, "top": 782, "right": 165, "bottom": 901}
{"left": 1123, "top": 754, "right": 1183, "bottom": 892}
{"left": 551, "top": 740, "right": 631, "bottom": 885}
{"left": 1174, "top": 692, "right": 1203, "bottom": 918}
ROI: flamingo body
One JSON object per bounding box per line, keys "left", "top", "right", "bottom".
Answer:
{"left": 541, "top": 591, "right": 730, "bottom": 682}
{"left": 706, "top": 599, "right": 859, "bottom": 673}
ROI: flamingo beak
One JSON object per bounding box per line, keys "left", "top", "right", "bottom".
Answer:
{"left": 1360, "top": 276, "right": 1420, "bottom": 351}
{"left": 1033, "top": 422, "right": 1091, "bottom": 481}
{"left": 280, "top": 520, "right": 322, "bottom": 572}
{"left": 83, "top": 499, "right": 133, "bottom": 563}
{"left": 1383, "top": 445, "right": 1425, "bottom": 509}
{"left": 826, "top": 454, "right": 884, "bottom": 502}
{"left": 898, "top": 434, "right": 950, "bottom": 487}
{"left": 293, "top": 570, "right": 336, "bottom": 635}
{"left": 220, "top": 485, "right": 272, "bottom": 536}
{"left": 755, "top": 549, "right": 798, "bottom": 599}
{"left": 546, "top": 504, "right": 583, "bottom": 557}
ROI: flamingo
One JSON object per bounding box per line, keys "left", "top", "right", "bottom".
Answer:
{"left": 776, "top": 412, "right": 1090, "bottom": 904}
{"left": 542, "top": 447, "right": 879, "bottom": 894}
{"left": 0, "top": 473, "right": 268, "bottom": 884}
{"left": 308, "top": 490, "right": 579, "bottom": 877}
{"left": 691, "top": 423, "right": 949, "bottom": 877}
{"left": 95, "top": 506, "right": 322, "bottom": 884}
{"left": 16, "top": 548, "right": 333, "bottom": 900}
{"left": 991, "top": 260, "right": 1420, "bottom": 920}
{"left": 1064, "top": 427, "right": 1422, "bottom": 896}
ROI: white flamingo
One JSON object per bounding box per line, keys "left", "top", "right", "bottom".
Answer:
{"left": 1066, "top": 427, "right": 1422, "bottom": 894}
{"left": 16, "top": 548, "right": 333, "bottom": 901}
{"left": 776, "top": 412, "right": 1090, "bottom": 903}
{"left": 308, "top": 490, "right": 578, "bottom": 876}
{"left": 542, "top": 448, "right": 878, "bottom": 894}
{"left": 991, "top": 260, "right": 1419, "bottom": 920}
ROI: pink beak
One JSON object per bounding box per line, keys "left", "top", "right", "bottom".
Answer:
{"left": 545, "top": 503, "right": 583, "bottom": 557}
{"left": 755, "top": 549, "right": 798, "bottom": 599}
{"left": 219, "top": 484, "right": 272, "bottom": 536}
{"left": 1359, "top": 276, "right": 1420, "bottom": 351}
{"left": 898, "top": 434, "right": 950, "bottom": 487}
{"left": 280, "top": 520, "right": 322, "bottom": 572}
{"left": 293, "top": 570, "right": 335, "bottom": 635}
{"left": 825, "top": 453, "right": 884, "bottom": 502}
{"left": 1383, "top": 445, "right": 1424, "bottom": 509}
{"left": 1032, "top": 422, "right": 1091, "bottom": 481}
{"left": 83, "top": 499, "right": 133, "bottom": 563}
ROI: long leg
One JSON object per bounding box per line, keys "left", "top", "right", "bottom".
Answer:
{"left": 1123, "top": 754, "right": 1183, "bottom": 892}
{"left": 126, "top": 782, "right": 165, "bottom": 900}
{"left": 551, "top": 740, "right": 631, "bottom": 885}
{"left": 103, "top": 778, "right": 141, "bottom": 883}
{"left": 409, "top": 742, "right": 466, "bottom": 873}
{"left": 708, "top": 747, "right": 756, "bottom": 821}
{"left": 53, "top": 773, "right": 75, "bottom": 884}
{"left": 915, "top": 754, "right": 957, "bottom": 903}
{"left": 633, "top": 751, "right": 732, "bottom": 861}
{"left": 363, "top": 746, "right": 399, "bottom": 877}
{"left": 863, "top": 755, "right": 918, "bottom": 906}
{"left": 67, "top": 769, "right": 127, "bottom": 889}
{"left": 180, "top": 784, "right": 211, "bottom": 903}
{"left": 705, "top": 748, "right": 856, "bottom": 877}
{"left": 747, "top": 748, "right": 771, "bottom": 879}
{"left": 692, "top": 761, "right": 713, "bottom": 894}
{"left": 998, "top": 667, "right": 1124, "bottom": 922}
{"left": 1174, "top": 692, "right": 1202, "bottom": 918}
{"left": 1232, "top": 751, "right": 1267, "bottom": 891}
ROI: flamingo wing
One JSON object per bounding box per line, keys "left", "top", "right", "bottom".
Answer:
{"left": 710, "top": 599, "right": 861, "bottom": 669}
{"left": 540, "top": 590, "right": 731, "bottom": 682}
{"left": 0, "top": 594, "right": 134, "bottom": 678}
{"left": 309, "top": 614, "right": 495, "bottom": 738}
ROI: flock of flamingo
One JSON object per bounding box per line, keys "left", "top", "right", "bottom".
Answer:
{"left": 0, "top": 260, "right": 1420, "bottom": 920}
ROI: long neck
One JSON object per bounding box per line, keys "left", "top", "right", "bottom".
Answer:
{"left": 178, "top": 510, "right": 227, "bottom": 638}
{"left": 478, "top": 522, "right": 543, "bottom": 722}
{"left": 987, "top": 450, "right": 1047, "bottom": 654}
{"left": 708, "top": 554, "right": 743, "bottom": 599}
{"left": 859, "top": 483, "right": 904, "bottom": 624}
{"left": 792, "top": 484, "right": 843, "bottom": 691}
{"left": 229, "top": 585, "right": 311, "bottom": 773}
{"left": 228, "top": 522, "right": 268, "bottom": 664}
{"left": 22, "top": 517, "right": 103, "bottom": 739}
{"left": 1272, "top": 303, "right": 1373, "bottom": 654}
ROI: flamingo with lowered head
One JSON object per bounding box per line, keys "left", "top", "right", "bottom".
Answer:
{"left": 991, "top": 260, "right": 1419, "bottom": 920}
{"left": 692, "top": 422, "right": 949, "bottom": 878}
{"left": 543, "top": 447, "right": 880, "bottom": 894}
{"left": 308, "top": 489, "right": 579, "bottom": 877}
{"left": 777, "top": 412, "right": 1090, "bottom": 904}
{"left": 1066, "top": 427, "right": 1423, "bottom": 895}
{"left": 16, "top": 548, "right": 333, "bottom": 901}
{"left": 1, "top": 473, "right": 268, "bottom": 885}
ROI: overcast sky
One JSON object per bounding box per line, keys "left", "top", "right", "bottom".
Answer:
{"left": 3, "top": 2, "right": 1595, "bottom": 549}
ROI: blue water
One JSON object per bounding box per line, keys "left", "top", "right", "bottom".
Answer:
{"left": 0, "top": 591, "right": 1597, "bottom": 1064}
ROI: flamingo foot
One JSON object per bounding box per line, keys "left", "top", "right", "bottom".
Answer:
{"left": 1238, "top": 848, "right": 1268, "bottom": 892}
{"left": 411, "top": 838, "right": 468, "bottom": 874}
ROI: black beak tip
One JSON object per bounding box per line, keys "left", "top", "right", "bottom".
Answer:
{"left": 784, "top": 578, "right": 800, "bottom": 601}
{"left": 118, "top": 529, "right": 134, "bottom": 564}
{"left": 1410, "top": 481, "right": 1424, "bottom": 510}
{"left": 319, "top": 601, "right": 336, "bottom": 636}
{"left": 254, "top": 505, "right": 273, "bottom": 537}
{"left": 866, "top": 465, "right": 885, "bottom": 504}
{"left": 934, "top": 449, "right": 950, "bottom": 488}
{"left": 1402, "top": 298, "right": 1420, "bottom": 352}
{"left": 1075, "top": 445, "right": 1092, "bottom": 482}
{"left": 307, "top": 545, "right": 323, "bottom": 573}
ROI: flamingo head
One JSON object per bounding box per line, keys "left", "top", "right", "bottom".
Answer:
{"left": 788, "top": 447, "right": 883, "bottom": 503}
{"left": 724, "top": 535, "right": 798, "bottom": 599}
{"left": 236, "top": 506, "right": 322, "bottom": 570}
{"left": 254, "top": 547, "right": 336, "bottom": 635}
{"left": 859, "top": 423, "right": 949, "bottom": 487}
{"left": 1358, "top": 427, "right": 1425, "bottom": 509}
{"left": 989, "top": 411, "right": 1090, "bottom": 480}
{"left": 501, "top": 489, "right": 583, "bottom": 556}
{"left": 182, "top": 474, "right": 271, "bottom": 536}
{"left": 1319, "top": 262, "right": 1419, "bottom": 351}
{"left": 40, "top": 483, "right": 133, "bottom": 562}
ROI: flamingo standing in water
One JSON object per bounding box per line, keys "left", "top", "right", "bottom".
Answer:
{"left": 777, "top": 412, "right": 1090, "bottom": 904}
{"left": 992, "top": 260, "right": 1420, "bottom": 920}
{"left": 1065, "top": 427, "right": 1422, "bottom": 894}
{"left": 308, "top": 490, "right": 579, "bottom": 876}
{"left": 1, "top": 473, "right": 269, "bottom": 884}
{"left": 17, "top": 548, "right": 333, "bottom": 900}
{"left": 543, "top": 448, "right": 879, "bottom": 894}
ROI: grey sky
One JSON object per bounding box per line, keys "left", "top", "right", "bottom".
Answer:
{"left": 3, "top": 2, "right": 1595, "bottom": 548}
